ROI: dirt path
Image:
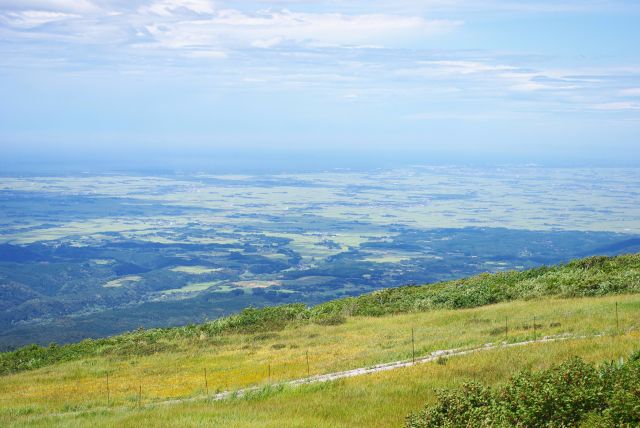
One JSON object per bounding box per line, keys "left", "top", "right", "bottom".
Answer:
{"left": 168, "top": 333, "right": 596, "bottom": 404}
{"left": 40, "top": 333, "right": 602, "bottom": 419}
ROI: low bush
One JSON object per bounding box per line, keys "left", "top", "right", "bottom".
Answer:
{"left": 406, "top": 351, "right": 640, "bottom": 427}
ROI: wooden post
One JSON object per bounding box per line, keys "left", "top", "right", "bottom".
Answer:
{"left": 106, "top": 372, "right": 110, "bottom": 406}
{"left": 505, "top": 317, "right": 508, "bottom": 342}
{"left": 306, "top": 350, "right": 310, "bottom": 377}
{"left": 533, "top": 316, "right": 537, "bottom": 340}
{"left": 411, "top": 328, "right": 415, "bottom": 363}
{"left": 268, "top": 364, "right": 271, "bottom": 384}
{"left": 616, "top": 302, "right": 620, "bottom": 334}
{"left": 204, "top": 368, "right": 209, "bottom": 399}
{"left": 138, "top": 384, "right": 142, "bottom": 408}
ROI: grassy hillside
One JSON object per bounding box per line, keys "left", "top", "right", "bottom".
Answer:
{"left": 1, "top": 295, "right": 639, "bottom": 425}
{"left": 2, "top": 253, "right": 640, "bottom": 376}
{"left": 1, "top": 254, "right": 639, "bottom": 426}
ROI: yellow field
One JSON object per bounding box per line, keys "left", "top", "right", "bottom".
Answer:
{"left": 1, "top": 294, "right": 639, "bottom": 427}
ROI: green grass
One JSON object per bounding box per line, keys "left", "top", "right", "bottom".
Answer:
{"left": 0, "top": 294, "right": 638, "bottom": 425}
{"left": 3, "top": 334, "right": 638, "bottom": 427}
{"left": 103, "top": 276, "right": 142, "bottom": 288}
{"left": 2, "top": 253, "right": 640, "bottom": 426}
{"left": 3, "top": 253, "right": 640, "bottom": 376}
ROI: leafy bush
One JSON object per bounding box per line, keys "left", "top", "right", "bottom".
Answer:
{"left": 406, "top": 351, "right": 640, "bottom": 427}
{"left": 313, "top": 314, "right": 346, "bottom": 326}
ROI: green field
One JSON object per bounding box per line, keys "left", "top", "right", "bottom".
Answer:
{"left": 160, "top": 281, "right": 224, "bottom": 295}
{"left": 169, "top": 266, "right": 223, "bottom": 275}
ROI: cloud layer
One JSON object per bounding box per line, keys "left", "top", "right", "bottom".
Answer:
{"left": 0, "top": 1, "right": 460, "bottom": 50}
{"left": 0, "top": 0, "right": 639, "bottom": 161}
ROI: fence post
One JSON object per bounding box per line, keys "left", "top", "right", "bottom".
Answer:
{"left": 306, "top": 350, "right": 310, "bottom": 377}
{"left": 106, "top": 372, "right": 110, "bottom": 406}
{"left": 268, "top": 363, "right": 271, "bottom": 384}
{"left": 204, "top": 368, "right": 209, "bottom": 399}
{"left": 138, "top": 384, "right": 142, "bottom": 408}
{"left": 615, "top": 302, "right": 620, "bottom": 335}
{"left": 505, "top": 317, "right": 508, "bottom": 343}
{"left": 533, "top": 316, "right": 537, "bottom": 340}
{"left": 411, "top": 328, "right": 415, "bottom": 363}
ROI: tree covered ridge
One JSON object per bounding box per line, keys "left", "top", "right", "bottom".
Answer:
{"left": 2, "top": 253, "right": 639, "bottom": 376}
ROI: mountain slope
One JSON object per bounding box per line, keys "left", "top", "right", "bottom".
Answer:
{"left": 2, "top": 253, "right": 639, "bottom": 376}
{"left": 1, "top": 254, "right": 639, "bottom": 427}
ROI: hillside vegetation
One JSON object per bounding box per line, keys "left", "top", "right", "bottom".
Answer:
{"left": 2, "top": 253, "right": 639, "bottom": 376}
{"left": 407, "top": 350, "right": 640, "bottom": 427}
{"left": 3, "top": 328, "right": 639, "bottom": 427}
{"left": 1, "top": 253, "right": 639, "bottom": 426}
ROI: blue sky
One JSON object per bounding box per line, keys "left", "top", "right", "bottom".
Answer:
{"left": 1, "top": 0, "right": 639, "bottom": 170}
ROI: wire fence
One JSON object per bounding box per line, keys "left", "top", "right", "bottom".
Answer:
{"left": 3, "top": 301, "right": 639, "bottom": 412}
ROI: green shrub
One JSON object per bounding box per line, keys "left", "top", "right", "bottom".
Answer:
{"left": 406, "top": 351, "right": 640, "bottom": 427}
{"left": 313, "top": 314, "right": 346, "bottom": 326}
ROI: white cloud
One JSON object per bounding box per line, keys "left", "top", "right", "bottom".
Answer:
{"left": 0, "top": 0, "right": 98, "bottom": 13}
{"left": 417, "top": 60, "right": 517, "bottom": 74}
{"left": 619, "top": 88, "right": 640, "bottom": 97}
{"left": 140, "top": 0, "right": 215, "bottom": 16}
{"left": 397, "top": 59, "right": 592, "bottom": 96}
{"left": 0, "top": 10, "right": 78, "bottom": 28}
{"left": 251, "top": 36, "right": 283, "bottom": 49}
{"left": 405, "top": 110, "right": 537, "bottom": 121}
{"left": 0, "top": 0, "right": 637, "bottom": 121}
{"left": 141, "top": 9, "right": 461, "bottom": 50}
{"left": 0, "top": 2, "right": 462, "bottom": 56}
{"left": 591, "top": 102, "right": 640, "bottom": 111}
{"left": 347, "top": 0, "right": 640, "bottom": 14}
{"left": 184, "top": 49, "right": 227, "bottom": 58}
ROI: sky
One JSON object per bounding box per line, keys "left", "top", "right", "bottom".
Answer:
{"left": 1, "top": 0, "right": 639, "bottom": 171}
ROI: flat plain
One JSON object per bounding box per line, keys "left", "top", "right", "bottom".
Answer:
{"left": 1, "top": 167, "right": 639, "bottom": 347}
